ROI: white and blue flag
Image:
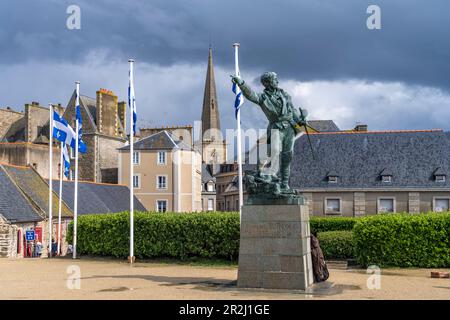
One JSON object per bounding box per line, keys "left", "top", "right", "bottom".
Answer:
{"left": 52, "top": 111, "right": 87, "bottom": 153}
{"left": 61, "top": 143, "right": 70, "bottom": 177}
{"left": 128, "top": 62, "right": 137, "bottom": 135}
{"left": 75, "top": 85, "right": 84, "bottom": 143}
{"left": 232, "top": 73, "right": 244, "bottom": 119}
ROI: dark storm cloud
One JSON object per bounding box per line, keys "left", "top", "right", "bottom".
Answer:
{"left": 1, "top": 0, "right": 450, "bottom": 90}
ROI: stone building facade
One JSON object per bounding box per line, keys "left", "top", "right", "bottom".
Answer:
{"left": 0, "top": 103, "right": 64, "bottom": 179}
{"left": 291, "top": 129, "right": 450, "bottom": 216}
{"left": 63, "top": 88, "right": 127, "bottom": 183}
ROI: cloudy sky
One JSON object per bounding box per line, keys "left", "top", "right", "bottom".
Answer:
{"left": 1, "top": 0, "right": 450, "bottom": 134}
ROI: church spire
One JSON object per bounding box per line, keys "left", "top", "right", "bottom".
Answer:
{"left": 201, "top": 47, "right": 221, "bottom": 141}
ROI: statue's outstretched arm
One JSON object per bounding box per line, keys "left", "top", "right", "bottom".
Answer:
{"left": 239, "top": 81, "right": 260, "bottom": 105}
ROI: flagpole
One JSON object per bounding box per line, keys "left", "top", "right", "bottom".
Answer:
{"left": 73, "top": 81, "right": 80, "bottom": 259}
{"left": 128, "top": 59, "right": 135, "bottom": 265}
{"left": 48, "top": 104, "right": 53, "bottom": 258}
{"left": 233, "top": 43, "right": 244, "bottom": 222}
{"left": 57, "top": 142, "right": 63, "bottom": 255}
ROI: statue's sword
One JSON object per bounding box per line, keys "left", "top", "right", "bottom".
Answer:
{"left": 299, "top": 107, "right": 316, "bottom": 160}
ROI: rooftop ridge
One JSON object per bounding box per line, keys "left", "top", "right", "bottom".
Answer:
{"left": 310, "top": 129, "right": 443, "bottom": 135}
{"left": 0, "top": 162, "right": 31, "bottom": 169}
{"left": 49, "top": 178, "right": 127, "bottom": 187}
{"left": 0, "top": 108, "right": 24, "bottom": 114}
{"left": 141, "top": 125, "right": 193, "bottom": 129}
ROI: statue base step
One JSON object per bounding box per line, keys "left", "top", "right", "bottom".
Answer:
{"left": 237, "top": 203, "right": 314, "bottom": 290}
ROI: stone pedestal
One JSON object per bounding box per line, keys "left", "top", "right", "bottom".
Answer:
{"left": 237, "top": 203, "right": 314, "bottom": 290}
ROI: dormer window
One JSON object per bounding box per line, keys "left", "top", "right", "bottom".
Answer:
{"left": 433, "top": 167, "right": 446, "bottom": 183}
{"left": 328, "top": 176, "right": 338, "bottom": 183}
{"left": 380, "top": 168, "right": 393, "bottom": 184}
{"left": 326, "top": 171, "right": 338, "bottom": 184}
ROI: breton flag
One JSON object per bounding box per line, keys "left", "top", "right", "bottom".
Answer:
{"left": 128, "top": 61, "right": 137, "bottom": 135}
{"left": 62, "top": 143, "right": 70, "bottom": 177}
{"left": 52, "top": 110, "right": 87, "bottom": 153}
{"left": 232, "top": 64, "right": 244, "bottom": 119}
{"left": 75, "top": 85, "right": 84, "bottom": 142}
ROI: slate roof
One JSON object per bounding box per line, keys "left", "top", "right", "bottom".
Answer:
{"left": 307, "top": 120, "right": 340, "bottom": 133}
{"left": 202, "top": 163, "right": 215, "bottom": 183}
{"left": 119, "top": 130, "right": 193, "bottom": 151}
{"left": 291, "top": 130, "right": 450, "bottom": 190}
{"left": 4, "top": 166, "right": 72, "bottom": 218}
{"left": 0, "top": 165, "right": 42, "bottom": 223}
{"left": 50, "top": 181, "right": 146, "bottom": 215}
{"left": 433, "top": 167, "right": 446, "bottom": 176}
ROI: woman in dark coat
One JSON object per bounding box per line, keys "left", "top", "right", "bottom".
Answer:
{"left": 310, "top": 233, "right": 329, "bottom": 282}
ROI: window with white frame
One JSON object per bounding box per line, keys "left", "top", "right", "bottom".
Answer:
{"left": 207, "top": 182, "right": 214, "bottom": 192}
{"left": 158, "top": 151, "right": 167, "bottom": 165}
{"left": 435, "top": 175, "right": 446, "bottom": 183}
{"left": 434, "top": 198, "right": 449, "bottom": 212}
{"left": 133, "top": 151, "right": 140, "bottom": 164}
{"left": 382, "top": 175, "right": 392, "bottom": 183}
{"left": 157, "top": 175, "right": 167, "bottom": 189}
{"left": 378, "top": 198, "right": 395, "bottom": 213}
{"left": 328, "top": 176, "right": 338, "bottom": 183}
{"left": 207, "top": 199, "right": 214, "bottom": 211}
{"left": 133, "top": 175, "right": 140, "bottom": 188}
{"left": 325, "top": 198, "right": 341, "bottom": 214}
{"left": 157, "top": 200, "right": 167, "bottom": 212}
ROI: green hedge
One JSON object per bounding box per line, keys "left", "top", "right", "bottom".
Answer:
{"left": 310, "top": 216, "right": 357, "bottom": 234}
{"left": 317, "top": 231, "right": 355, "bottom": 259}
{"left": 66, "top": 212, "right": 353, "bottom": 261}
{"left": 353, "top": 213, "right": 450, "bottom": 268}
{"left": 67, "top": 211, "right": 450, "bottom": 268}
{"left": 67, "top": 211, "right": 240, "bottom": 260}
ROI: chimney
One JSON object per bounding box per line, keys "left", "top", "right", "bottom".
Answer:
{"left": 354, "top": 124, "right": 368, "bottom": 132}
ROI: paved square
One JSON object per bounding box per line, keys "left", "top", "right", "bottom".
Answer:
{"left": 0, "top": 258, "right": 448, "bottom": 300}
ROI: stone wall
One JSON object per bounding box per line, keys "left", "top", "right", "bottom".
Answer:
{"left": 98, "top": 135, "right": 124, "bottom": 169}
{"left": 304, "top": 190, "right": 450, "bottom": 216}
{"left": 96, "top": 91, "right": 119, "bottom": 137}
{"left": 74, "top": 134, "right": 97, "bottom": 181}
{"left": 0, "top": 143, "right": 61, "bottom": 179}
{"left": 63, "top": 94, "right": 97, "bottom": 134}
{"left": 353, "top": 192, "right": 366, "bottom": 217}
{"left": 0, "top": 109, "right": 24, "bottom": 139}
{"left": 408, "top": 192, "right": 420, "bottom": 213}
{"left": 118, "top": 101, "right": 126, "bottom": 135}
{"left": 24, "top": 103, "right": 50, "bottom": 142}
{"left": 0, "top": 218, "right": 11, "bottom": 258}
{"left": 0, "top": 218, "right": 41, "bottom": 259}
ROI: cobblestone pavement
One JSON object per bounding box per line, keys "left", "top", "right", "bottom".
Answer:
{"left": 0, "top": 258, "right": 449, "bottom": 300}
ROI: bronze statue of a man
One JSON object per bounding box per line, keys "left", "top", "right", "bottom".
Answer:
{"left": 231, "top": 72, "right": 306, "bottom": 195}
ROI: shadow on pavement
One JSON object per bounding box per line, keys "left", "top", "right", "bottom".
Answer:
{"left": 85, "top": 274, "right": 354, "bottom": 297}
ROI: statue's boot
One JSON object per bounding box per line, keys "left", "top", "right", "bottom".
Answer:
{"left": 280, "top": 151, "right": 293, "bottom": 192}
